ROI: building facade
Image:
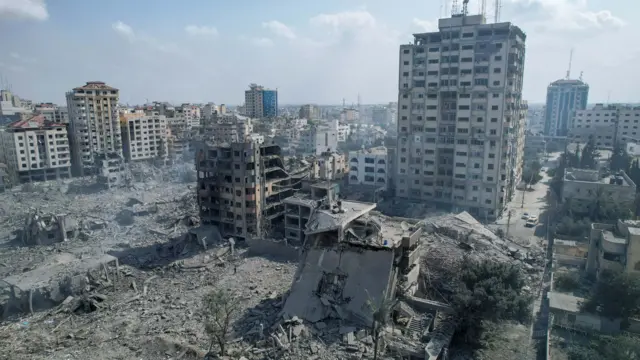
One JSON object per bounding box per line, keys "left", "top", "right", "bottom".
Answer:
{"left": 66, "top": 81, "right": 121, "bottom": 176}
{"left": 196, "top": 142, "right": 294, "bottom": 239}
{"left": 299, "top": 125, "right": 339, "bottom": 155}
{"left": 299, "top": 104, "right": 320, "bottom": 120}
{"left": 570, "top": 104, "right": 640, "bottom": 149}
{"left": 562, "top": 168, "right": 636, "bottom": 214}
{"left": 0, "top": 114, "right": 71, "bottom": 183}
{"left": 395, "top": 14, "right": 527, "bottom": 220}
{"left": 34, "top": 103, "right": 69, "bottom": 124}
{"left": 348, "top": 147, "right": 390, "bottom": 190}
{"left": 120, "top": 111, "right": 168, "bottom": 162}
{"left": 244, "top": 84, "right": 278, "bottom": 118}
{"left": 587, "top": 220, "right": 640, "bottom": 279}
{"left": 544, "top": 79, "right": 588, "bottom": 137}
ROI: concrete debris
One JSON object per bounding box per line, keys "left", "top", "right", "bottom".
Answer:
{"left": 0, "top": 164, "right": 546, "bottom": 359}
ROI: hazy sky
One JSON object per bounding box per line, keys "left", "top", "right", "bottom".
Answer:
{"left": 0, "top": 0, "right": 635, "bottom": 105}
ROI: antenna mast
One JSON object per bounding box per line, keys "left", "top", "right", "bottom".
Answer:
{"left": 480, "top": 0, "right": 487, "bottom": 18}
{"left": 566, "top": 48, "right": 574, "bottom": 80}
{"left": 494, "top": 0, "right": 502, "bottom": 22}
{"left": 462, "top": 0, "right": 470, "bottom": 15}
{"left": 451, "top": 0, "right": 459, "bottom": 16}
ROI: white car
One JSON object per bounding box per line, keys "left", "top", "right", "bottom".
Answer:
{"left": 526, "top": 215, "right": 538, "bottom": 227}
{"left": 521, "top": 212, "right": 529, "bottom": 220}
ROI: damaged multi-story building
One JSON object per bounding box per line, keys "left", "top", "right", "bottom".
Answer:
{"left": 196, "top": 140, "right": 299, "bottom": 239}
{"left": 94, "top": 151, "right": 126, "bottom": 188}
{"left": 282, "top": 184, "right": 456, "bottom": 358}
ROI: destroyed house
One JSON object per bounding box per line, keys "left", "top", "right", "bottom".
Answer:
{"left": 196, "top": 141, "right": 295, "bottom": 239}
{"left": 283, "top": 197, "right": 422, "bottom": 326}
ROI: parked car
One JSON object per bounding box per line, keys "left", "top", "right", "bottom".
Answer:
{"left": 526, "top": 215, "right": 538, "bottom": 227}
{"left": 521, "top": 212, "right": 529, "bottom": 220}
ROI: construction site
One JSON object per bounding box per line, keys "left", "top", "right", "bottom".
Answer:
{"left": 0, "top": 141, "right": 547, "bottom": 360}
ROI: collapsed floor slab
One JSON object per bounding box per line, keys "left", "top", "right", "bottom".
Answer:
{"left": 0, "top": 252, "right": 117, "bottom": 318}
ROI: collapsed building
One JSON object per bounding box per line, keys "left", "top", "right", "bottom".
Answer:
{"left": 94, "top": 151, "right": 126, "bottom": 188}
{"left": 21, "top": 211, "right": 78, "bottom": 246}
{"left": 196, "top": 141, "right": 302, "bottom": 240}
{"left": 282, "top": 183, "right": 455, "bottom": 359}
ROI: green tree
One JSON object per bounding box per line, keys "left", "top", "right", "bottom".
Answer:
{"left": 202, "top": 290, "right": 241, "bottom": 356}
{"left": 568, "top": 334, "right": 640, "bottom": 360}
{"left": 580, "top": 137, "right": 600, "bottom": 169}
{"left": 582, "top": 270, "right": 640, "bottom": 319}
{"left": 451, "top": 259, "right": 532, "bottom": 347}
{"left": 610, "top": 141, "right": 631, "bottom": 172}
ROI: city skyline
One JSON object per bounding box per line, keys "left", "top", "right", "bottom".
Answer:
{"left": 0, "top": 0, "right": 634, "bottom": 105}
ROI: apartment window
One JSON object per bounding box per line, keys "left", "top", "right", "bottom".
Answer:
{"left": 492, "top": 93, "right": 500, "bottom": 98}
{"left": 493, "top": 81, "right": 501, "bottom": 86}
{"left": 494, "top": 55, "right": 502, "bottom": 61}
{"left": 428, "top": 47, "right": 439, "bottom": 52}
{"left": 403, "top": 72, "right": 409, "bottom": 76}
{"left": 404, "top": 61, "right": 409, "bottom": 65}
{"left": 488, "top": 164, "right": 494, "bottom": 170}
{"left": 493, "top": 68, "right": 502, "bottom": 73}
{"left": 491, "top": 118, "right": 498, "bottom": 122}
{"left": 403, "top": 49, "right": 410, "bottom": 54}
{"left": 462, "top": 45, "right": 473, "bottom": 50}
{"left": 485, "top": 188, "right": 492, "bottom": 193}
{"left": 477, "top": 117, "right": 483, "bottom": 122}
{"left": 491, "top": 105, "right": 499, "bottom": 110}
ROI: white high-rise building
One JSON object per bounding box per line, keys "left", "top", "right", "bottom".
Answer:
{"left": 395, "top": 13, "right": 527, "bottom": 221}
{"left": 119, "top": 111, "right": 169, "bottom": 162}
{"left": 66, "top": 81, "right": 121, "bottom": 176}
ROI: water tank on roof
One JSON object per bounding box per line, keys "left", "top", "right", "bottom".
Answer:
{"left": 617, "top": 178, "right": 624, "bottom": 185}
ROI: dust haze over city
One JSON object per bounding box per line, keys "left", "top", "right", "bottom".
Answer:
{"left": 1, "top": 0, "right": 639, "bottom": 359}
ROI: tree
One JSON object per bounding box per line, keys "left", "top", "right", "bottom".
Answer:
{"left": 451, "top": 259, "right": 532, "bottom": 348}
{"left": 555, "top": 271, "right": 581, "bottom": 292}
{"left": 568, "top": 334, "right": 640, "bottom": 360}
{"left": 580, "top": 137, "right": 600, "bottom": 169}
{"left": 554, "top": 216, "right": 590, "bottom": 237}
{"left": 610, "top": 141, "right": 631, "bottom": 172}
{"left": 582, "top": 270, "right": 640, "bottom": 319}
{"left": 202, "top": 289, "right": 241, "bottom": 356}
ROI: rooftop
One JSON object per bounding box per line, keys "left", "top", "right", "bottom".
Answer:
{"left": 305, "top": 200, "right": 376, "bottom": 235}
{"left": 547, "top": 291, "right": 584, "bottom": 313}
{"left": 564, "top": 168, "right": 633, "bottom": 186}
{"left": 7, "top": 114, "right": 65, "bottom": 130}
{"left": 350, "top": 146, "right": 388, "bottom": 156}
{"left": 549, "top": 79, "right": 588, "bottom": 87}
{"left": 283, "top": 193, "right": 318, "bottom": 208}
{"left": 73, "top": 81, "right": 118, "bottom": 91}
{"left": 601, "top": 230, "right": 627, "bottom": 245}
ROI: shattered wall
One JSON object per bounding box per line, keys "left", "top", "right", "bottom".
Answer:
{"left": 283, "top": 244, "right": 395, "bottom": 326}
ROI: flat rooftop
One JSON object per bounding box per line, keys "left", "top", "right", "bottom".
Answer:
{"left": 564, "top": 168, "right": 633, "bottom": 186}
{"left": 547, "top": 291, "right": 584, "bottom": 313}
{"left": 283, "top": 193, "right": 318, "bottom": 208}
{"left": 305, "top": 200, "right": 376, "bottom": 235}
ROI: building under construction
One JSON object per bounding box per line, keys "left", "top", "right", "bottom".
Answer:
{"left": 196, "top": 141, "right": 297, "bottom": 239}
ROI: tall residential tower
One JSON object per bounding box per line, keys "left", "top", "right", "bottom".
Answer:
{"left": 244, "top": 84, "right": 278, "bottom": 118}
{"left": 544, "top": 79, "right": 588, "bottom": 137}
{"left": 66, "top": 81, "right": 121, "bottom": 176}
{"left": 394, "top": 13, "right": 527, "bottom": 221}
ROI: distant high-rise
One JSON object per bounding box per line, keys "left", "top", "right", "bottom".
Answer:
{"left": 543, "top": 79, "right": 588, "bottom": 137}
{"left": 244, "top": 84, "right": 278, "bottom": 118}
{"left": 66, "top": 81, "right": 121, "bottom": 176}
{"left": 394, "top": 13, "right": 527, "bottom": 221}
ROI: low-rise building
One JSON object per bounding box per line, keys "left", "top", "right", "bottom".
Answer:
{"left": 298, "top": 125, "right": 339, "bottom": 155}
{"left": 0, "top": 115, "right": 71, "bottom": 183}
{"left": 524, "top": 133, "right": 546, "bottom": 165}
{"left": 314, "top": 152, "right": 347, "bottom": 181}
{"left": 562, "top": 168, "right": 636, "bottom": 213}
{"left": 586, "top": 220, "right": 640, "bottom": 278}
{"left": 348, "top": 147, "right": 390, "bottom": 190}
{"left": 120, "top": 111, "right": 168, "bottom": 162}
{"left": 547, "top": 291, "right": 621, "bottom": 334}
{"left": 570, "top": 104, "right": 640, "bottom": 149}
{"left": 34, "top": 103, "right": 69, "bottom": 124}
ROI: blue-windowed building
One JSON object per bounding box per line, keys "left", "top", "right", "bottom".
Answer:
{"left": 544, "top": 79, "right": 589, "bottom": 137}
{"left": 262, "top": 89, "right": 278, "bottom": 118}
{"left": 244, "top": 84, "right": 278, "bottom": 118}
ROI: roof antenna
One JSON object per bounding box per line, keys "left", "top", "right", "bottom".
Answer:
{"left": 566, "top": 48, "right": 574, "bottom": 80}
{"left": 494, "top": 0, "right": 502, "bottom": 22}
{"left": 462, "top": 0, "right": 470, "bottom": 16}
{"left": 579, "top": 71, "right": 583, "bottom": 82}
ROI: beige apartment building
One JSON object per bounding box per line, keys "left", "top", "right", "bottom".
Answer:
{"left": 119, "top": 111, "right": 168, "bottom": 162}
{"left": 570, "top": 104, "right": 640, "bottom": 149}
{"left": 66, "top": 81, "right": 121, "bottom": 176}
{"left": 0, "top": 114, "right": 71, "bottom": 183}
{"left": 395, "top": 13, "right": 527, "bottom": 221}
{"left": 562, "top": 168, "right": 636, "bottom": 213}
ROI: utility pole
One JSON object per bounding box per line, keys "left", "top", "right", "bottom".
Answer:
{"left": 506, "top": 210, "right": 513, "bottom": 238}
